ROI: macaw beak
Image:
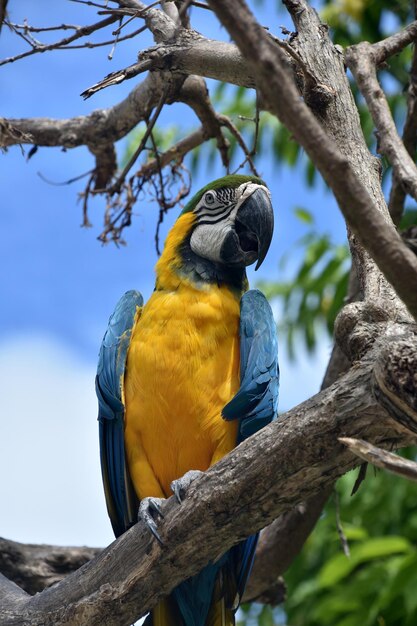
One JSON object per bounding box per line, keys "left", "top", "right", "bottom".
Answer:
{"left": 235, "top": 186, "right": 274, "bottom": 270}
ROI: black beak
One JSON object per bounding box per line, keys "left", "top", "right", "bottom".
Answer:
{"left": 235, "top": 187, "right": 274, "bottom": 270}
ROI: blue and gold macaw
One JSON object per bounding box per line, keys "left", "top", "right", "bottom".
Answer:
{"left": 96, "top": 174, "right": 279, "bottom": 626}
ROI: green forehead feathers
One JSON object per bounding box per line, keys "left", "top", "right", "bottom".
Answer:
{"left": 181, "top": 175, "right": 267, "bottom": 214}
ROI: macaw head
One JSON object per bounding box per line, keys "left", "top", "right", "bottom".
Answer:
{"left": 156, "top": 174, "right": 274, "bottom": 290}
{"left": 182, "top": 174, "right": 274, "bottom": 272}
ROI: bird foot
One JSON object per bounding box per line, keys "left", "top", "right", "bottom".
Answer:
{"left": 138, "top": 497, "right": 165, "bottom": 545}
{"left": 170, "top": 469, "right": 204, "bottom": 504}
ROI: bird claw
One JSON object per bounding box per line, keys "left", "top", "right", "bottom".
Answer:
{"left": 170, "top": 469, "right": 204, "bottom": 504}
{"left": 138, "top": 497, "right": 165, "bottom": 545}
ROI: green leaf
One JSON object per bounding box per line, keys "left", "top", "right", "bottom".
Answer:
{"left": 294, "top": 206, "right": 315, "bottom": 225}
{"left": 319, "top": 537, "right": 412, "bottom": 588}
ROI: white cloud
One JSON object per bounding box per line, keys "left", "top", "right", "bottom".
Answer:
{"left": 0, "top": 335, "right": 114, "bottom": 547}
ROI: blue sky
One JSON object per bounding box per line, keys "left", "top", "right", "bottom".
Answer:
{"left": 0, "top": 1, "right": 345, "bottom": 549}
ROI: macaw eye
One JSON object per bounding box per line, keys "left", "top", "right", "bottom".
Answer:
{"left": 204, "top": 191, "right": 216, "bottom": 205}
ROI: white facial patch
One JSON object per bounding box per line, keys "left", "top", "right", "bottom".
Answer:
{"left": 190, "top": 219, "right": 236, "bottom": 263}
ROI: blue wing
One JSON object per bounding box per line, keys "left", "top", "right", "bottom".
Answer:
{"left": 222, "top": 288, "right": 279, "bottom": 605}
{"left": 96, "top": 289, "right": 143, "bottom": 537}
{"left": 222, "top": 288, "right": 279, "bottom": 441}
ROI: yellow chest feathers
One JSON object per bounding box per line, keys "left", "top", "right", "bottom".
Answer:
{"left": 124, "top": 284, "right": 242, "bottom": 497}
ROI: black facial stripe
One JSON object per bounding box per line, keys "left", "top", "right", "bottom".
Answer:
{"left": 196, "top": 204, "right": 224, "bottom": 216}
{"left": 197, "top": 213, "right": 235, "bottom": 226}
{"left": 197, "top": 204, "right": 235, "bottom": 224}
{"left": 197, "top": 203, "right": 235, "bottom": 221}
{"left": 195, "top": 199, "right": 235, "bottom": 215}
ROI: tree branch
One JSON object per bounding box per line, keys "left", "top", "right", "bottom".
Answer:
{"left": 80, "top": 32, "right": 253, "bottom": 98}
{"left": 0, "top": 539, "right": 101, "bottom": 596}
{"left": 0, "top": 15, "right": 119, "bottom": 66}
{"left": 388, "top": 19, "right": 417, "bottom": 223}
{"left": 2, "top": 321, "right": 417, "bottom": 624}
{"left": 176, "top": 74, "right": 230, "bottom": 168}
{"left": 0, "top": 73, "right": 175, "bottom": 150}
{"left": 115, "top": 0, "right": 177, "bottom": 42}
{"left": 339, "top": 438, "right": 417, "bottom": 482}
{"left": 372, "top": 19, "right": 417, "bottom": 64}
{"left": 345, "top": 42, "right": 417, "bottom": 206}
{"left": 3, "top": 1, "right": 417, "bottom": 618}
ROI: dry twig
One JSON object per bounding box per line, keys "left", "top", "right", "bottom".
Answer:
{"left": 0, "top": 15, "right": 119, "bottom": 65}
{"left": 218, "top": 114, "right": 259, "bottom": 177}
{"left": 340, "top": 438, "right": 417, "bottom": 482}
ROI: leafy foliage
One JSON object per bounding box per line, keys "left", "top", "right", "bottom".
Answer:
{"left": 238, "top": 449, "right": 417, "bottom": 626}
{"left": 258, "top": 208, "right": 350, "bottom": 359}
{"left": 284, "top": 450, "right": 417, "bottom": 626}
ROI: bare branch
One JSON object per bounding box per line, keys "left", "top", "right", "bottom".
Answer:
{"left": 88, "top": 142, "right": 117, "bottom": 190}
{"left": 135, "top": 126, "right": 208, "bottom": 174}
{"left": 340, "top": 438, "right": 417, "bottom": 482}
{"left": 177, "top": 74, "right": 230, "bottom": 168}
{"left": 68, "top": 0, "right": 111, "bottom": 9}
{"left": 80, "top": 56, "right": 151, "bottom": 99}
{"left": 55, "top": 24, "right": 147, "bottom": 52}
{"left": 218, "top": 114, "right": 259, "bottom": 176}
{"left": 81, "top": 32, "right": 253, "bottom": 98}
{"left": 0, "top": 118, "right": 33, "bottom": 149}
{"left": 109, "top": 89, "right": 167, "bottom": 194}
{"left": 114, "top": 0, "right": 177, "bottom": 42}
{"left": 346, "top": 43, "right": 417, "bottom": 206}
{"left": 0, "top": 15, "right": 118, "bottom": 66}
{"left": 0, "top": 73, "right": 177, "bottom": 149}
{"left": 5, "top": 22, "right": 81, "bottom": 33}
{"left": 372, "top": 19, "right": 417, "bottom": 64}
{"left": 388, "top": 22, "right": 417, "bottom": 223}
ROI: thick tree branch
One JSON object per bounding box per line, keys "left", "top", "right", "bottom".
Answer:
{"left": 242, "top": 488, "right": 331, "bottom": 604}
{"left": 0, "top": 73, "right": 174, "bottom": 149}
{"left": 0, "top": 539, "right": 101, "bottom": 595}
{"left": 81, "top": 33, "right": 253, "bottom": 98}
{"left": 207, "top": 0, "right": 417, "bottom": 321}
{"left": 1, "top": 322, "right": 417, "bottom": 624}
{"left": 115, "top": 0, "right": 177, "bottom": 42}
